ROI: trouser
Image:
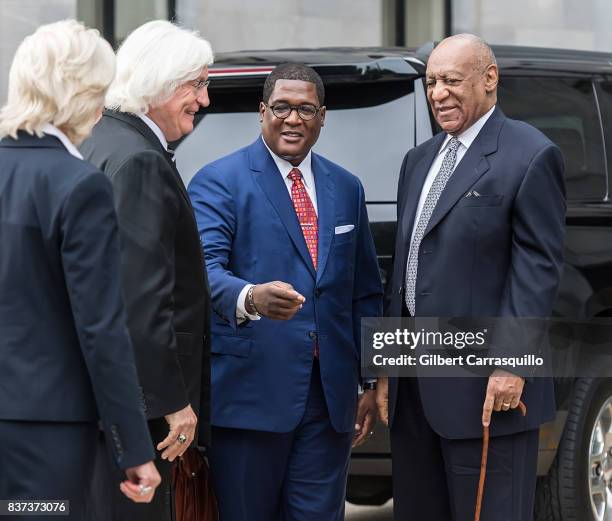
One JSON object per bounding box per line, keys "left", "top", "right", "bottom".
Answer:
{"left": 208, "top": 360, "right": 353, "bottom": 521}
{"left": 390, "top": 377, "right": 539, "bottom": 521}
{"left": 0, "top": 420, "right": 97, "bottom": 521}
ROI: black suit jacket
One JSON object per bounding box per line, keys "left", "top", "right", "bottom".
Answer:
{"left": 387, "top": 108, "right": 566, "bottom": 438}
{"left": 81, "top": 111, "right": 212, "bottom": 445}
{"left": 0, "top": 132, "right": 154, "bottom": 469}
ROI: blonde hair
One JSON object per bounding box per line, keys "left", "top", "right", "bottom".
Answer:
{"left": 106, "top": 20, "right": 213, "bottom": 114}
{"left": 0, "top": 19, "right": 115, "bottom": 145}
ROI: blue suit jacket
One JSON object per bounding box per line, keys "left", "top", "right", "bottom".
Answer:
{"left": 188, "top": 137, "right": 383, "bottom": 433}
{"left": 387, "top": 108, "right": 566, "bottom": 439}
{"left": 0, "top": 133, "right": 154, "bottom": 469}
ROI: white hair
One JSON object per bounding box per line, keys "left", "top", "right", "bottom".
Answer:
{"left": 106, "top": 20, "right": 214, "bottom": 114}
{"left": 0, "top": 19, "right": 115, "bottom": 144}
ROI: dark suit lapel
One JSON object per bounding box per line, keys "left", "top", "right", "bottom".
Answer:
{"left": 399, "top": 132, "right": 446, "bottom": 247}
{"left": 250, "top": 138, "right": 316, "bottom": 280}
{"left": 424, "top": 108, "right": 504, "bottom": 236}
{"left": 312, "top": 154, "right": 334, "bottom": 283}
{"left": 164, "top": 153, "right": 192, "bottom": 205}
{"left": 103, "top": 110, "right": 192, "bottom": 206}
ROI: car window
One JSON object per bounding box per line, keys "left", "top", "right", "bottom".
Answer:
{"left": 175, "top": 81, "right": 415, "bottom": 204}
{"left": 594, "top": 78, "right": 612, "bottom": 199}
{"left": 498, "top": 77, "right": 606, "bottom": 201}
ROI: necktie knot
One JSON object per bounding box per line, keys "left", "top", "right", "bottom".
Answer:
{"left": 448, "top": 137, "right": 460, "bottom": 152}
{"left": 288, "top": 168, "right": 302, "bottom": 182}
{"left": 164, "top": 148, "right": 175, "bottom": 163}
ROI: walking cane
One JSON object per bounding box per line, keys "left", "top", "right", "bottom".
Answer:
{"left": 474, "top": 401, "right": 527, "bottom": 521}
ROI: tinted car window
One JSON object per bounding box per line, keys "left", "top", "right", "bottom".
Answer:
{"left": 498, "top": 77, "right": 605, "bottom": 201}
{"left": 175, "top": 80, "right": 415, "bottom": 205}
{"left": 594, "top": 78, "right": 612, "bottom": 199}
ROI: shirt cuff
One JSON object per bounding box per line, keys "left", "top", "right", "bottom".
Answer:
{"left": 236, "top": 284, "right": 261, "bottom": 321}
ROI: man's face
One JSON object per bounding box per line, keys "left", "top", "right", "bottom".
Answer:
{"left": 148, "top": 66, "right": 210, "bottom": 142}
{"left": 259, "top": 79, "right": 325, "bottom": 166}
{"left": 425, "top": 40, "right": 497, "bottom": 136}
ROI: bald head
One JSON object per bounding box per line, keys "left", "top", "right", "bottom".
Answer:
{"left": 425, "top": 33, "right": 499, "bottom": 136}
{"left": 434, "top": 34, "right": 497, "bottom": 73}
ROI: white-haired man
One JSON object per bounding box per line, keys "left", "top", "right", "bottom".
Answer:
{"left": 81, "top": 20, "right": 213, "bottom": 521}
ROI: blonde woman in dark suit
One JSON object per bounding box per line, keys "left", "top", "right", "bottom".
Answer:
{"left": 0, "top": 20, "right": 160, "bottom": 520}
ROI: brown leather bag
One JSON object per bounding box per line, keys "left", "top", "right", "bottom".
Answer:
{"left": 172, "top": 447, "right": 219, "bottom": 521}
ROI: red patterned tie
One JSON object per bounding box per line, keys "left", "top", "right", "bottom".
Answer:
{"left": 288, "top": 168, "right": 318, "bottom": 270}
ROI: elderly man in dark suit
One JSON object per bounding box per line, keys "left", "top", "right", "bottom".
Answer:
{"left": 0, "top": 20, "right": 160, "bottom": 519}
{"left": 377, "top": 34, "right": 566, "bottom": 521}
{"left": 81, "top": 20, "right": 213, "bottom": 521}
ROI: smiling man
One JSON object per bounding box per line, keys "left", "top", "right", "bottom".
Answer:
{"left": 377, "top": 34, "right": 566, "bottom": 521}
{"left": 80, "top": 20, "right": 213, "bottom": 521}
{"left": 188, "top": 63, "right": 383, "bottom": 521}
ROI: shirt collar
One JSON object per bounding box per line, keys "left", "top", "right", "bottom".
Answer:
{"left": 137, "top": 113, "right": 170, "bottom": 152}
{"left": 261, "top": 135, "right": 314, "bottom": 188}
{"left": 438, "top": 105, "right": 496, "bottom": 155}
{"left": 41, "top": 123, "right": 83, "bottom": 160}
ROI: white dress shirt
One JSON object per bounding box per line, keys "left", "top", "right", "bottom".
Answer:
{"left": 236, "top": 137, "right": 318, "bottom": 320}
{"left": 41, "top": 123, "right": 83, "bottom": 160}
{"left": 409, "top": 105, "right": 496, "bottom": 247}
{"left": 137, "top": 113, "right": 171, "bottom": 153}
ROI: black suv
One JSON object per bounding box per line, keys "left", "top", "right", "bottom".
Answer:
{"left": 174, "top": 45, "right": 612, "bottom": 521}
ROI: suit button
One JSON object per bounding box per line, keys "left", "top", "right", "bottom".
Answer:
{"left": 308, "top": 331, "right": 317, "bottom": 340}
{"left": 314, "top": 289, "right": 322, "bottom": 298}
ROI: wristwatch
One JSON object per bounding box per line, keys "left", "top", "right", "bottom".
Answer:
{"left": 246, "top": 285, "right": 261, "bottom": 318}
{"left": 362, "top": 381, "right": 377, "bottom": 391}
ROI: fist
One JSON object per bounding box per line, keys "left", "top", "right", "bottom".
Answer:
{"left": 249, "top": 281, "right": 305, "bottom": 320}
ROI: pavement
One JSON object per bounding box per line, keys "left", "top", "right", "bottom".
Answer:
{"left": 345, "top": 500, "right": 393, "bottom": 520}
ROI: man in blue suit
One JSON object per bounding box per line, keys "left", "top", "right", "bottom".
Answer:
{"left": 377, "top": 35, "right": 566, "bottom": 521}
{"left": 188, "top": 63, "right": 383, "bottom": 521}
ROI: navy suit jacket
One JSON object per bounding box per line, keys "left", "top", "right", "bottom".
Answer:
{"left": 0, "top": 133, "right": 154, "bottom": 469}
{"left": 387, "top": 108, "right": 566, "bottom": 439}
{"left": 188, "top": 137, "right": 383, "bottom": 433}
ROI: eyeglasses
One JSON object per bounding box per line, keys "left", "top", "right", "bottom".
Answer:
{"left": 264, "top": 102, "right": 321, "bottom": 121}
{"left": 190, "top": 78, "right": 211, "bottom": 91}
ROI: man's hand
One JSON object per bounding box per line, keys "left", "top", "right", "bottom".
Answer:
{"left": 482, "top": 369, "right": 525, "bottom": 427}
{"left": 157, "top": 404, "right": 197, "bottom": 461}
{"left": 120, "top": 461, "right": 161, "bottom": 503}
{"left": 376, "top": 377, "right": 389, "bottom": 426}
{"left": 250, "top": 281, "right": 305, "bottom": 320}
{"left": 353, "top": 390, "right": 377, "bottom": 447}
